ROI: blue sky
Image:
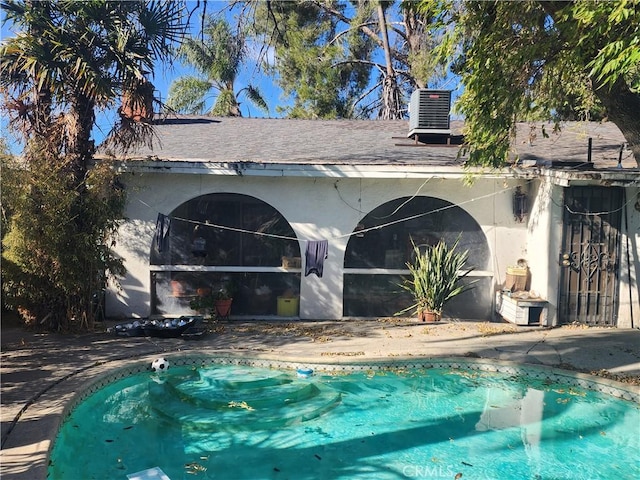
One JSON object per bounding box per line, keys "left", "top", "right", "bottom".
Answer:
{"left": 0, "top": 1, "right": 285, "bottom": 152}
{"left": 150, "top": 1, "right": 284, "bottom": 118}
{"left": 146, "top": 1, "right": 462, "bottom": 121}
{"left": 1, "top": 1, "right": 461, "bottom": 152}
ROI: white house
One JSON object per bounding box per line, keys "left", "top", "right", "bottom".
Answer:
{"left": 99, "top": 115, "right": 639, "bottom": 328}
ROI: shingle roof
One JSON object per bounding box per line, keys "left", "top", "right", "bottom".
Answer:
{"left": 99, "top": 116, "right": 636, "bottom": 170}
{"left": 514, "top": 121, "right": 633, "bottom": 168}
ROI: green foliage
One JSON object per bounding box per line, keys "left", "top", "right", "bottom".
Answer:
{"left": 401, "top": 0, "right": 451, "bottom": 89}
{"left": 166, "top": 16, "right": 268, "bottom": 117}
{"left": 248, "top": 0, "right": 443, "bottom": 119}
{"left": 1, "top": 145, "right": 126, "bottom": 329}
{"left": 1, "top": 0, "right": 185, "bottom": 113}
{"left": 241, "top": 85, "right": 269, "bottom": 113}
{"left": 251, "top": 1, "right": 367, "bottom": 119}
{"left": 189, "top": 284, "right": 234, "bottom": 319}
{"left": 0, "top": 0, "right": 186, "bottom": 329}
{"left": 210, "top": 89, "right": 239, "bottom": 117}
{"left": 571, "top": 0, "right": 640, "bottom": 93}
{"left": 455, "top": 1, "right": 572, "bottom": 166}
{"left": 0, "top": 139, "right": 16, "bottom": 235}
{"left": 398, "top": 236, "right": 476, "bottom": 316}
{"left": 167, "top": 76, "right": 214, "bottom": 114}
{"left": 192, "top": 18, "right": 243, "bottom": 83}
{"left": 422, "top": 0, "right": 640, "bottom": 167}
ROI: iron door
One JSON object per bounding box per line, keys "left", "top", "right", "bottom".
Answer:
{"left": 559, "top": 186, "right": 623, "bottom": 326}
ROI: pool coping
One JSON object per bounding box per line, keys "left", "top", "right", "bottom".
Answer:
{"left": 6, "top": 349, "right": 639, "bottom": 480}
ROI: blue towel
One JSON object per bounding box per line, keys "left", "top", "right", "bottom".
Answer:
{"left": 305, "top": 240, "right": 329, "bottom": 277}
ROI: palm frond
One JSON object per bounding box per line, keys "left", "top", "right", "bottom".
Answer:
{"left": 242, "top": 85, "right": 269, "bottom": 113}
{"left": 179, "top": 37, "right": 216, "bottom": 76}
{"left": 210, "top": 89, "right": 241, "bottom": 117}
{"left": 166, "top": 76, "right": 213, "bottom": 115}
{"left": 168, "top": 16, "right": 257, "bottom": 117}
{"left": 137, "top": 0, "right": 186, "bottom": 60}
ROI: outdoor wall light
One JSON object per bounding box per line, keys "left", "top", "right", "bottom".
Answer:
{"left": 513, "top": 186, "right": 528, "bottom": 222}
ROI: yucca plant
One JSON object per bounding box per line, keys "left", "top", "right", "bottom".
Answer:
{"left": 398, "top": 235, "right": 477, "bottom": 320}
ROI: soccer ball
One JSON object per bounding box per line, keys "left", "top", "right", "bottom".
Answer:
{"left": 151, "top": 357, "right": 169, "bottom": 372}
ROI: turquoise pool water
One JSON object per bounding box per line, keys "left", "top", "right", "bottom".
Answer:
{"left": 49, "top": 363, "right": 640, "bottom": 480}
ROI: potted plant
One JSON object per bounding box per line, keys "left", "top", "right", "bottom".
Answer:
{"left": 212, "top": 286, "right": 233, "bottom": 319}
{"left": 189, "top": 284, "right": 234, "bottom": 319}
{"left": 397, "top": 236, "right": 476, "bottom": 322}
{"left": 189, "top": 293, "right": 214, "bottom": 318}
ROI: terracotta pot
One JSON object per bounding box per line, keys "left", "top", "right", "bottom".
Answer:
{"left": 419, "top": 310, "right": 441, "bottom": 322}
{"left": 215, "top": 299, "right": 233, "bottom": 318}
{"left": 197, "top": 288, "right": 211, "bottom": 297}
{"left": 170, "top": 280, "right": 185, "bottom": 297}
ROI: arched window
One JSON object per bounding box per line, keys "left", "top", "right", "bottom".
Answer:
{"left": 150, "top": 194, "right": 301, "bottom": 316}
{"left": 344, "top": 196, "right": 492, "bottom": 319}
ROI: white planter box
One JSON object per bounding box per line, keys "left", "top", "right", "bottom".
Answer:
{"left": 495, "top": 291, "right": 548, "bottom": 326}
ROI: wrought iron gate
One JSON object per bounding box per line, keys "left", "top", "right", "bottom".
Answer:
{"left": 559, "top": 187, "right": 622, "bottom": 326}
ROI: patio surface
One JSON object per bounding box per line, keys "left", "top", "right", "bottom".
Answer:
{"left": 1, "top": 318, "right": 639, "bottom": 479}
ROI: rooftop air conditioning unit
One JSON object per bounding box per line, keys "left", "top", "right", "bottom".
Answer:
{"left": 408, "top": 89, "right": 451, "bottom": 137}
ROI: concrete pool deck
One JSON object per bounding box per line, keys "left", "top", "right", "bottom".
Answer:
{"left": 1, "top": 318, "right": 639, "bottom": 479}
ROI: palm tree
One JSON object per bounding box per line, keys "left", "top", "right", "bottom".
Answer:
{"left": 167, "top": 17, "right": 268, "bottom": 117}
{"left": 2, "top": 0, "right": 185, "bottom": 170}
{"left": 0, "top": 0, "right": 186, "bottom": 329}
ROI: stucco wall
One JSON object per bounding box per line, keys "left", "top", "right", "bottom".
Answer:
{"left": 106, "top": 170, "right": 533, "bottom": 320}
{"left": 526, "top": 181, "right": 639, "bottom": 328}
{"left": 526, "top": 179, "right": 563, "bottom": 326}
{"left": 618, "top": 187, "right": 640, "bottom": 328}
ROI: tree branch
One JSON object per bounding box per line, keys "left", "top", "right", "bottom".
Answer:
{"left": 594, "top": 77, "right": 640, "bottom": 165}
{"left": 331, "top": 59, "right": 386, "bottom": 75}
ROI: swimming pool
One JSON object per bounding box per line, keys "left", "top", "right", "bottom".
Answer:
{"left": 48, "top": 357, "right": 639, "bottom": 480}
